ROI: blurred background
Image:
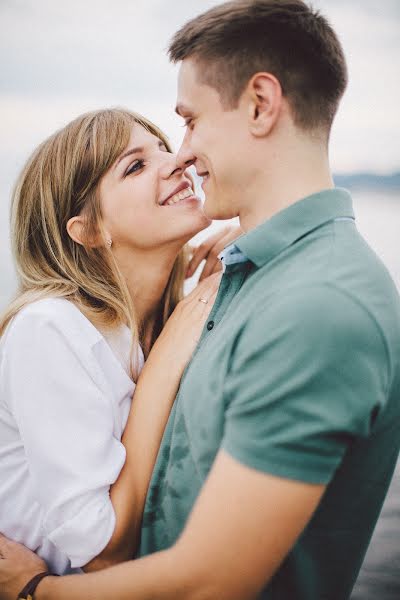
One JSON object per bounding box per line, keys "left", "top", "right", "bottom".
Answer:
{"left": 0, "top": 0, "right": 399, "bottom": 308}
{"left": 0, "top": 2, "right": 399, "bottom": 597}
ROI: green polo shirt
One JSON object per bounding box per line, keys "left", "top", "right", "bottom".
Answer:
{"left": 139, "top": 189, "right": 400, "bottom": 599}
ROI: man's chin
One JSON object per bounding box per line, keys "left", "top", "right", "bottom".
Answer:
{"left": 203, "top": 195, "right": 236, "bottom": 221}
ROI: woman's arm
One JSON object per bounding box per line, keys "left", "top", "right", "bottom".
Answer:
{"left": 84, "top": 273, "right": 221, "bottom": 571}
{"left": 3, "top": 302, "right": 129, "bottom": 571}
{"left": 186, "top": 224, "right": 244, "bottom": 281}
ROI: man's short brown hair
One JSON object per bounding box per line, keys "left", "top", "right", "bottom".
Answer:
{"left": 168, "top": 0, "right": 348, "bottom": 131}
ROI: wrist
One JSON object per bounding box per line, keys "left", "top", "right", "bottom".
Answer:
{"left": 33, "top": 575, "right": 59, "bottom": 600}
{"left": 144, "top": 346, "right": 187, "bottom": 378}
{"left": 17, "top": 572, "right": 57, "bottom": 600}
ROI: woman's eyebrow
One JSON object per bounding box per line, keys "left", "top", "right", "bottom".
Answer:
{"left": 115, "top": 140, "right": 166, "bottom": 170}
{"left": 115, "top": 147, "right": 144, "bottom": 169}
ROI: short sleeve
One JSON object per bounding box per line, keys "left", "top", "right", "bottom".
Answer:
{"left": 222, "top": 285, "right": 389, "bottom": 484}
{"left": 3, "top": 306, "right": 126, "bottom": 567}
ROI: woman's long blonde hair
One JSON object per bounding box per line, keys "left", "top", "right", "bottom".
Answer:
{"left": 0, "top": 108, "right": 187, "bottom": 378}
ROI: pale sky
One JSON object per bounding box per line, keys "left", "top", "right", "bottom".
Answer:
{"left": 1, "top": 0, "right": 399, "bottom": 306}
{"left": 0, "top": 0, "right": 399, "bottom": 182}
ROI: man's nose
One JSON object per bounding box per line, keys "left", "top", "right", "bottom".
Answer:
{"left": 176, "top": 135, "right": 196, "bottom": 170}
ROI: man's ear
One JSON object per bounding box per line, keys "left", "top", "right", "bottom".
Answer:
{"left": 246, "top": 72, "right": 283, "bottom": 137}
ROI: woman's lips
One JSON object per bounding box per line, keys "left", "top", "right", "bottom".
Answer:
{"left": 161, "top": 187, "right": 199, "bottom": 206}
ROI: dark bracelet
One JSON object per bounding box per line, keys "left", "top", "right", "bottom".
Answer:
{"left": 17, "top": 571, "right": 58, "bottom": 600}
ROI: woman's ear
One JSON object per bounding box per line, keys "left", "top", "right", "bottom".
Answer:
{"left": 67, "top": 215, "right": 87, "bottom": 246}
{"left": 67, "top": 216, "right": 111, "bottom": 249}
{"left": 246, "top": 72, "right": 283, "bottom": 137}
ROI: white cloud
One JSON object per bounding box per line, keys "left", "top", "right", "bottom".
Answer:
{"left": 1, "top": 0, "right": 398, "bottom": 173}
{"left": 1, "top": 0, "right": 399, "bottom": 305}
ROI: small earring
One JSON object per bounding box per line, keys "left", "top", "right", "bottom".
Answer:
{"left": 106, "top": 238, "right": 112, "bottom": 248}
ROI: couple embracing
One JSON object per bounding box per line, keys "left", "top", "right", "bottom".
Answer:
{"left": 0, "top": 2, "right": 399, "bottom": 599}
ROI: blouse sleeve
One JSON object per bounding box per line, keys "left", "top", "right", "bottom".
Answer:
{"left": 3, "top": 305, "right": 127, "bottom": 568}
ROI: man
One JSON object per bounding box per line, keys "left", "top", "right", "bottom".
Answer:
{"left": 1, "top": 1, "right": 399, "bottom": 598}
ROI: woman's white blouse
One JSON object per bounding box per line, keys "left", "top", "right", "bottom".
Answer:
{"left": 0, "top": 298, "right": 144, "bottom": 574}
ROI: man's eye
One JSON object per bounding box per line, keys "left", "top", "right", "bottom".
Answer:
{"left": 125, "top": 159, "right": 145, "bottom": 176}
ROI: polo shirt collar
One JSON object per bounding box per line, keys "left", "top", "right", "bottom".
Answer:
{"left": 232, "top": 188, "right": 354, "bottom": 268}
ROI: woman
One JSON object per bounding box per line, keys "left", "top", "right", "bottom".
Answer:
{"left": 0, "top": 108, "right": 240, "bottom": 576}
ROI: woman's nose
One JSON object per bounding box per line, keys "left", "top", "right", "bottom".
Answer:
{"left": 158, "top": 149, "right": 185, "bottom": 179}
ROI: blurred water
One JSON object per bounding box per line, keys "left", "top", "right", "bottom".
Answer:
{"left": 352, "top": 190, "right": 399, "bottom": 290}
{"left": 1, "top": 188, "right": 399, "bottom": 306}
{"left": 348, "top": 191, "right": 400, "bottom": 598}
{"left": 352, "top": 459, "right": 400, "bottom": 599}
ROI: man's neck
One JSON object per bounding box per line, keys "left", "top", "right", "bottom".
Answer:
{"left": 238, "top": 134, "right": 334, "bottom": 232}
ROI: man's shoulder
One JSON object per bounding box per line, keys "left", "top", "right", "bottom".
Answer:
{"left": 243, "top": 282, "right": 380, "bottom": 336}
{"left": 243, "top": 225, "right": 400, "bottom": 352}
{"left": 232, "top": 279, "right": 398, "bottom": 387}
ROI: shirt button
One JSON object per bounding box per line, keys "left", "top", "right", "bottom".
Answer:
{"left": 207, "top": 321, "right": 214, "bottom": 331}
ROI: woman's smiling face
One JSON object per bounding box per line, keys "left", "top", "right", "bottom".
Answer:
{"left": 99, "top": 122, "right": 211, "bottom": 251}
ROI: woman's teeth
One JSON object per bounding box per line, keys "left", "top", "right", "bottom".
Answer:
{"left": 165, "top": 187, "right": 194, "bottom": 206}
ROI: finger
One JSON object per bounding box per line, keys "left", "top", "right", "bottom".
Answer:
{"left": 189, "top": 276, "right": 222, "bottom": 309}
{"left": 183, "top": 276, "right": 211, "bottom": 302}
{"left": 200, "top": 271, "right": 223, "bottom": 291}
{"left": 208, "top": 287, "right": 219, "bottom": 306}
{"left": 184, "top": 291, "right": 216, "bottom": 325}
{"left": 209, "top": 261, "right": 224, "bottom": 276}
{"left": 187, "top": 223, "right": 243, "bottom": 278}
{"left": 186, "top": 228, "right": 231, "bottom": 277}
{"left": 195, "top": 273, "right": 221, "bottom": 296}
{"left": 186, "top": 243, "right": 216, "bottom": 278}
{"left": 198, "top": 230, "right": 235, "bottom": 281}
{"left": 204, "top": 287, "right": 219, "bottom": 313}
{"left": 183, "top": 272, "right": 221, "bottom": 305}
{"left": 194, "top": 286, "right": 219, "bottom": 318}
{"left": 186, "top": 245, "right": 195, "bottom": 261}
{"left": 199, "top": 257, "right": 221, "bottom": 282}
{"left": 199, "top": 258, "right": 224, "bottom": 282}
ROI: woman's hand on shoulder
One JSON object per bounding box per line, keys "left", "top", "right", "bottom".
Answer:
{"left": 148, "top": 273, "right": 222, "bottom": 374}
{"left": 186, "top": 224, "right": 244, "bottom": 281}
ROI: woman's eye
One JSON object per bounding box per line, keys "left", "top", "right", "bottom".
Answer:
{"left": 125, "top": 159, "right": 145, "bottom": 176}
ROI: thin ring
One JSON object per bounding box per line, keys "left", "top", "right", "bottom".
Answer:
{"left": 198, "top": 297, "right": 209, "bottom": 304}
